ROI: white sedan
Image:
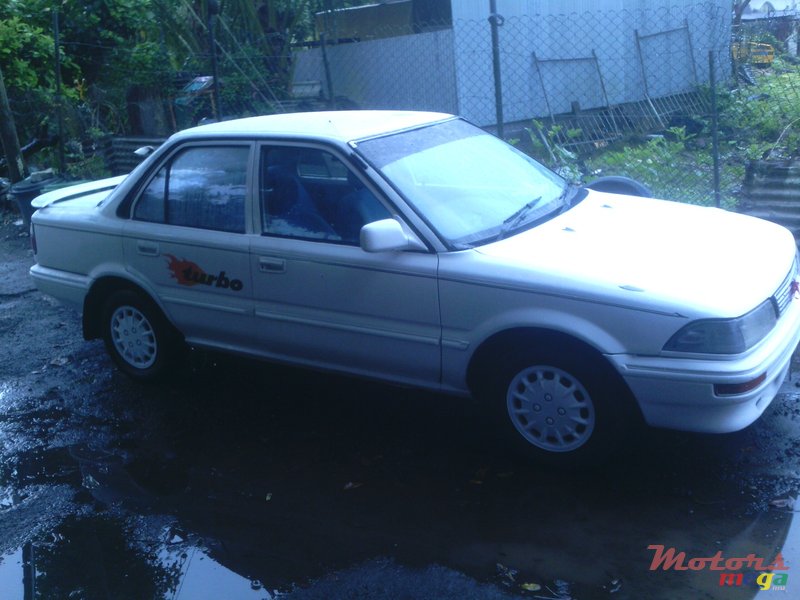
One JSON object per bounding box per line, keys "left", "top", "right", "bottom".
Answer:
{"left": 29, "top": 111, "right": 800, "bottom": 464}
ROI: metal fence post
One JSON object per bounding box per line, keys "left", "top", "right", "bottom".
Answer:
{"left": 321, "top": 33, "right": 336, "bottom": 110}
{"left": 709, "top": 50, "right": 721, "bottom": 208}
{"left": 489, "top": 0, "right": 504, "bottom": 138}
{"left": 207, "top": 0, "right": 222, "bottom": 121}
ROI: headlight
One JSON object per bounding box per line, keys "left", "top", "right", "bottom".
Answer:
{"left": 663, "top": 300, "right": 777, "bottom": 354}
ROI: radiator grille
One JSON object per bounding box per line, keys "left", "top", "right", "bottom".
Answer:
{"left": 773, "top": 259, "right": 798, "bottom": 317}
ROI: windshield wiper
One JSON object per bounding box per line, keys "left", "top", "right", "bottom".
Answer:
{"left": 496, "top": 196, "right": 542, "bottom": 241}
{"left": 560, "top": 183, "right": 587, "bottom": 210}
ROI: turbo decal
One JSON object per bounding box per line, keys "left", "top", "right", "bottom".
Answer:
{"left": 165, "top": 254, "right": 244, "bottom": 292}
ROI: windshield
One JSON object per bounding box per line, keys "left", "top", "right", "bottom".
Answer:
{"left": 356, "top": 118, "right": 567, "bottom": 248}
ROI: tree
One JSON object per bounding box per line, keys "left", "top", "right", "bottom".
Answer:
{"left": 0, "top": 62, "right": 26, "bottom": 182}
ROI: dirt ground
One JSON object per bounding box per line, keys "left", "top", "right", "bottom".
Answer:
{"left": 2, "top": 207, "right": 800, "bottom": 599}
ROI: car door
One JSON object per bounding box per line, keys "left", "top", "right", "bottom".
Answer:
{"left": 249, "top": 143, "right": 441, "bottom": 388}
{"left": 122, "top": 142, "right": 255, "bottom": 347}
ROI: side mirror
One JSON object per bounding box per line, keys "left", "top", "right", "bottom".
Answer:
{"left": 360, "top": 218, "right": 426, "bottom": 253}
{"left": 134, "top": 146, "right": 155, "bottom": 158}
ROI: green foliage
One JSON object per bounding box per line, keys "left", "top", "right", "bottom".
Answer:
{"left": 516, "top": 54, "right": 800, "bottom": 210}
{"left": 584, "top": 129, "right": 741, "bottom": 209}
{"left": 0, "top": 13, "right": 78, "bottom": 153}
{"left": 718, "top": 58, "right": 800, "bottom": 159}
{"left": 0, "top": 0, "right": 181, "bottom": 177}
{"left": 524, "top": 121, "right": 582, "bottom": 182}
{"left": 0, "top": 17, "right": 56, "bottom": 90}
{"left": 520, "top": 121, "right": 744, "bottom": 208}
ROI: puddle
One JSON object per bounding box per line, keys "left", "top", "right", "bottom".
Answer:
{"left": 752, "top": 510, "right": 800, "bottom": 597}
{"left": 0, "top": 516, "right": 273, "bottom": 600}
{"left": 0, "top": 382, "right": 14, "bottom": 413}
{"left": 0, "top": 548, "right": 24, "bottom": 599}
{"left": 0, "top": 486, "right": 16, "bottom": 509}
{"left": 1, "top": 322, "right": 800, "bottom": 598}
{"left": 163, "top": 545, "right": 272, "bottom": 600}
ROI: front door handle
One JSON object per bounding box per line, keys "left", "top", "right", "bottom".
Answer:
{"left": 136, "top": 241, "right": 160, "bottom": 256}
{"left": 259, "top": 256, "right": 286, "bottom": 273}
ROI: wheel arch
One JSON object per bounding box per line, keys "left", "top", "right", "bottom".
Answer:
{"left": 468, "top": 327, "right": 646, "bottom": 464}
{"left": 466, "top": 327, "right": 634, "bottom": 407}
{"left": 83, "top": 276, "right": 173, "bottom": 340}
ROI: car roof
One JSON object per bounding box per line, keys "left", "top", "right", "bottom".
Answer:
{"left": 177, "top": 110, "right": 455, "bottom": 143}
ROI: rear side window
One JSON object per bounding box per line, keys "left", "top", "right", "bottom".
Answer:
{"left": 134, "top": 146, "right": 249, "bottom": 233}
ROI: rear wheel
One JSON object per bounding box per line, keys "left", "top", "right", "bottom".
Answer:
{"left": 101, "top": 289, "right": 182, "bottom": 381}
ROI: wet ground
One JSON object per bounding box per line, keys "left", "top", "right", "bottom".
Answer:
{"left": 1, "top": 209, "right": 800, "bottom": 599}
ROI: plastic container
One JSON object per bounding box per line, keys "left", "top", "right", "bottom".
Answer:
{"left": 0, "top": 177, "right": 10, "bottom": 208}
{"left": 10, "top": 172, "right": 62, "bottom": 226}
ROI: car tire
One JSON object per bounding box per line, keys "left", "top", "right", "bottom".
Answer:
{"left": 101, "top": 289, "right": 183, "bottom": 381}
{"left": 483, "top": 345, "right": 635, "bottom": 467}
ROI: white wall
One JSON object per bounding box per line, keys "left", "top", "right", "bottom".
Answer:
{"left": 451, "top": 0, "right": 732, "bottom": 125}
{"left": 292, "top": 1, "right": 732, "bottom": 127}
{"left": 292, "top": 28, "right": 459, "bottom": 115}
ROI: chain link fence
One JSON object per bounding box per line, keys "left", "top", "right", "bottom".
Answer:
{"left": 16, "top": 2, "right": 800, "bottom": 213}
{"left": 287, "top": 2, "right": 800, "bottom": 210}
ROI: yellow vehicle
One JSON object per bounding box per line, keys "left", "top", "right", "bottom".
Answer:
{"left": 732, "top": 41, "right": 775, "bottom": 66}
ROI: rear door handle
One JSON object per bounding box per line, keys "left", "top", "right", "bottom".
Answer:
{"left": 259, "top": 256, "right": 286, "bottom": 273}
{"left": 136, "top": 241, "right": 160, "bottom": 256}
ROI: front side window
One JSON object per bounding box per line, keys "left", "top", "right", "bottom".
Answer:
{"left": 134, "top": 145, "right": 249, "bottom": 233}
{"left": 260, "top": 146, "right": 390, "bottom": 244}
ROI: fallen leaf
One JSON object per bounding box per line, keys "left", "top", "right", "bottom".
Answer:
{"left": 520, "top": 582, "right": 541, "bottom": 591}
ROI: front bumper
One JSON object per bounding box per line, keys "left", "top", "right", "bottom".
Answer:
{"left": 607, "top": 293, "right": 800, "bottom": 433}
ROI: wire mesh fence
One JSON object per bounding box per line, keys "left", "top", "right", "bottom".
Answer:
{"left": 9, "top": 2, "right": 800, "bottom": 212}
{"left": 258, "top": 2, "right": 800, "bottom": 208}
{"left": 202, "top": 3, "right": 800, "bottom": 206}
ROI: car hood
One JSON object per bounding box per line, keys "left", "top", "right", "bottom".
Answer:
{"left": 475, "top": 191, "right": 797, "bottom": 318}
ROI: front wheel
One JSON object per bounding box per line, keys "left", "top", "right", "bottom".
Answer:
{"left": 505, "top": 364, "right": 596, "bottom": 454}
{"left": 101, "top": 289, "right": 183, "bottom": 381}
{"left": 483, "top": 346, "right": 635, "bottom": 466}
